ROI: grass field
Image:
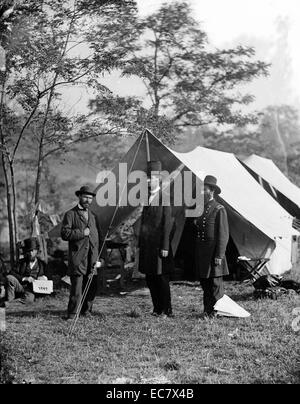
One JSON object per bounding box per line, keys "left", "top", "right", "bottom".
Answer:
{"left": 0, "top": 272, "right": 300, "bottom": 384}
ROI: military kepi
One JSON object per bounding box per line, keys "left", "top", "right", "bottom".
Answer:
{"left": 204, "top": 175, "right": 221, "bottom": 195}
{"left": 75, "top": 185, "right": 96, "bottom": 197}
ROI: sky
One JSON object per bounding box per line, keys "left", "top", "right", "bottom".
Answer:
{"left": 137, "top": 0, "right": 300, "bottom": 110}
{"left": 61, "top": 0, "right": 300, "bottom": 115}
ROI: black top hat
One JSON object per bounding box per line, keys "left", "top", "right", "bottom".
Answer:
{"left": 204, "top": 175, "right": 221, "bottom": 194}
{"left": 75, "top": 185, "right": 96, "bottom": 197}
{"left": 23, "top": 237, "right": 38, "bottom": 252}
{"left": 147, "top": 161, "right": 162, "bottom": 177}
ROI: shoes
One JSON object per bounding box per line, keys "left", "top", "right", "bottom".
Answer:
{"left": 151, "top": 311, "right": 162, "bottom": 317}
{"left": 161, "top": 314, "right": 175, "bottom": 319}
{"left": 163, "top": 309, "right": 174, "bottom": 318}
{"left": 151, "top": 310, "right": 175, "bottom": 318}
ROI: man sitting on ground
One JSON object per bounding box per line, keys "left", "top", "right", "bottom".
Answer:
{"left": 5, "top": 238, "right": 46, "bottom": 304}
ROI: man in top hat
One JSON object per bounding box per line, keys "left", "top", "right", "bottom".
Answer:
{"left": 193, "top": 175, "right": 229, "bottom": 317}
{"left": 138, "top": 161, "right": 175, "bottom": 318}
{"left": 61, "top": 185, "right": 106, "bottom": 319}
{"left": 5, "top": 237, "right": 46, "bottom": 303}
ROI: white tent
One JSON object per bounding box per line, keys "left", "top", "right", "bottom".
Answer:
{"left": 243, "top": 154, "right": 300, "bottom": 222}
{"left": 49, "top": 130, "right": 297, "bottom": 276}
{"left": 172, "top": 146, "right": 298, "bottom": 275}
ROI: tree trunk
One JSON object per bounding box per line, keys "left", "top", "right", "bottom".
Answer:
{"left": 34, "top": 137, "right": 43, "bottom": 207}
{"left": 1, "top": 156, "right": 15, "bottom": 267}
{"left": 33, "top": 4, "right": 78, "bottom": 209}
{"left": 9, "top": 160, "right": 18, "bottom": 245}
{"left": 0, "top": 72, "right": 15, "bottom": 267}
{"left": 34, "top": 90, "right": 54, "bottom": 209}
{"left": 273, "top": 109, "right": 289, "bottom": 175}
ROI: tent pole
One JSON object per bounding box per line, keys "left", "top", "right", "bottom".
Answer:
{"left": 145, "top": 130, "right": 151, "bottom": 162}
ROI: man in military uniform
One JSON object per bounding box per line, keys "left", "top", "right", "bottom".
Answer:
{"left": 194, "top": 175, "right": 229, "bottom": 317}
{"left": 61, "top": 185, "right": 106, "bottom": 320}
{"left": 138, "top": 161, "right": 175, "bottom": 317}
{"left": 5, "top": 238, "right": 46, "bottom": 303}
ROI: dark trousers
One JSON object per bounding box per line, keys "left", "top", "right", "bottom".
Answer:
{"left": 68, "top": 274, "right": 98, "bottom": 317}
{"left": 146, "top": 274, "right": 172, "bottom": 315}
{"left": 200, "top": 277, "right": 224, "bottom": 314}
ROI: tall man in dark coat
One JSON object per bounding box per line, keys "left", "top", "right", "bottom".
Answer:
{"left": 138, "top": 161, "right": 175, "bottom": 317}
{"left": 61, "top": 185, "right": 106, "bottom": 319}
{"left": 5, "top": 238, "right": 46, "bottom": 303}
{"left": 194, "top": 175, "right": 229, "bottom": 317}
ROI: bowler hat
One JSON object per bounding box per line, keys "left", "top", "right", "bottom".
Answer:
{"left": 23, "top": 238, "right": 38, "bottom": 252}
{"left": 75, "top": 185, "right": 96, "bottom": 197}
{"left": 147, "top": 161, "right": 162, "bottom": 178}
{"left": 204, "top": 175, "right": 221, "bottom": 194}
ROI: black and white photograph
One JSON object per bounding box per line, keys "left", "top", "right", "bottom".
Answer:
{"left": 0, "top": 0, "right": 299, "bottom": 387}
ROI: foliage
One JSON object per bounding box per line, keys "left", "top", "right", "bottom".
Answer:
{"left": 90, "top": 1, "right": 269, "bottom": 143}
{"left": 191, "top": 104, "right": 300, "bottom": 186}
{"left": 0, "top": 0, "right": 139, "bottom": 246}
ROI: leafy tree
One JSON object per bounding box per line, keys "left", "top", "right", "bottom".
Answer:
{"left": 258, "top": 105, "right": 300, "bottom": 175}
{"left": 90, "top": 1, "right": 269, "bottom": 143}
{"left": 188, "top": 104, "right": 300, "bottom": 187}
{"left": 0, "top": 0, "right": 138, "bottom": 264}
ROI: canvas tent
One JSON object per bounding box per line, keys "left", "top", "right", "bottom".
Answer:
{"left": 171, "top": 145, "right": 298, "bottom": 276}
{"left": 242, "top": 154, "right": 300, "bottom": 225}
{"left": 48, "top": 130, "right": 298, "bottom": 276}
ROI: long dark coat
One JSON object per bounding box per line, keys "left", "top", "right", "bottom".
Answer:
{"left": 138, "top": 205, "right": 175, "bottom": 276}
{"left": 61, "top": 206, "right": 106, "bottom": 276}
{"left": 194, "top": 199, "right": 229, "bottom": 279}
{"left": 10, "top": 259, "right": 45, "bottom": 283}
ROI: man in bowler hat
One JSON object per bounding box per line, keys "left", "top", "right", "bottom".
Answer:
{"left": 194, "top": 175, "right": 229, "bottom": 317}
{"left": 138, "top": 161, "right": 175, "bottom": 317}
{"left": 61, "top": 185, "right": 106, "bottom": 319}
{"left": 5, "top": 237, "right": 46, "bottom": 303}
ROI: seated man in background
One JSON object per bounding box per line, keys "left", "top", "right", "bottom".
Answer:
{"left": 5, "top": 238, "right": 46, "bottom": 304}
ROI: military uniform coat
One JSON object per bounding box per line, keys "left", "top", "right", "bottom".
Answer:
{"left": 194, "top": 199, "right": 229, "bottom": 279}
{"left": 139, "top": 204, "right": 175, "bottom": 276}
{"left": 61, "top": 206, "right": 106, "bottom": 276}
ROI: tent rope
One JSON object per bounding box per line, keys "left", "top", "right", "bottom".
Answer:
{"left": 68, "top": 130, "right": 147, "bottom": 337}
